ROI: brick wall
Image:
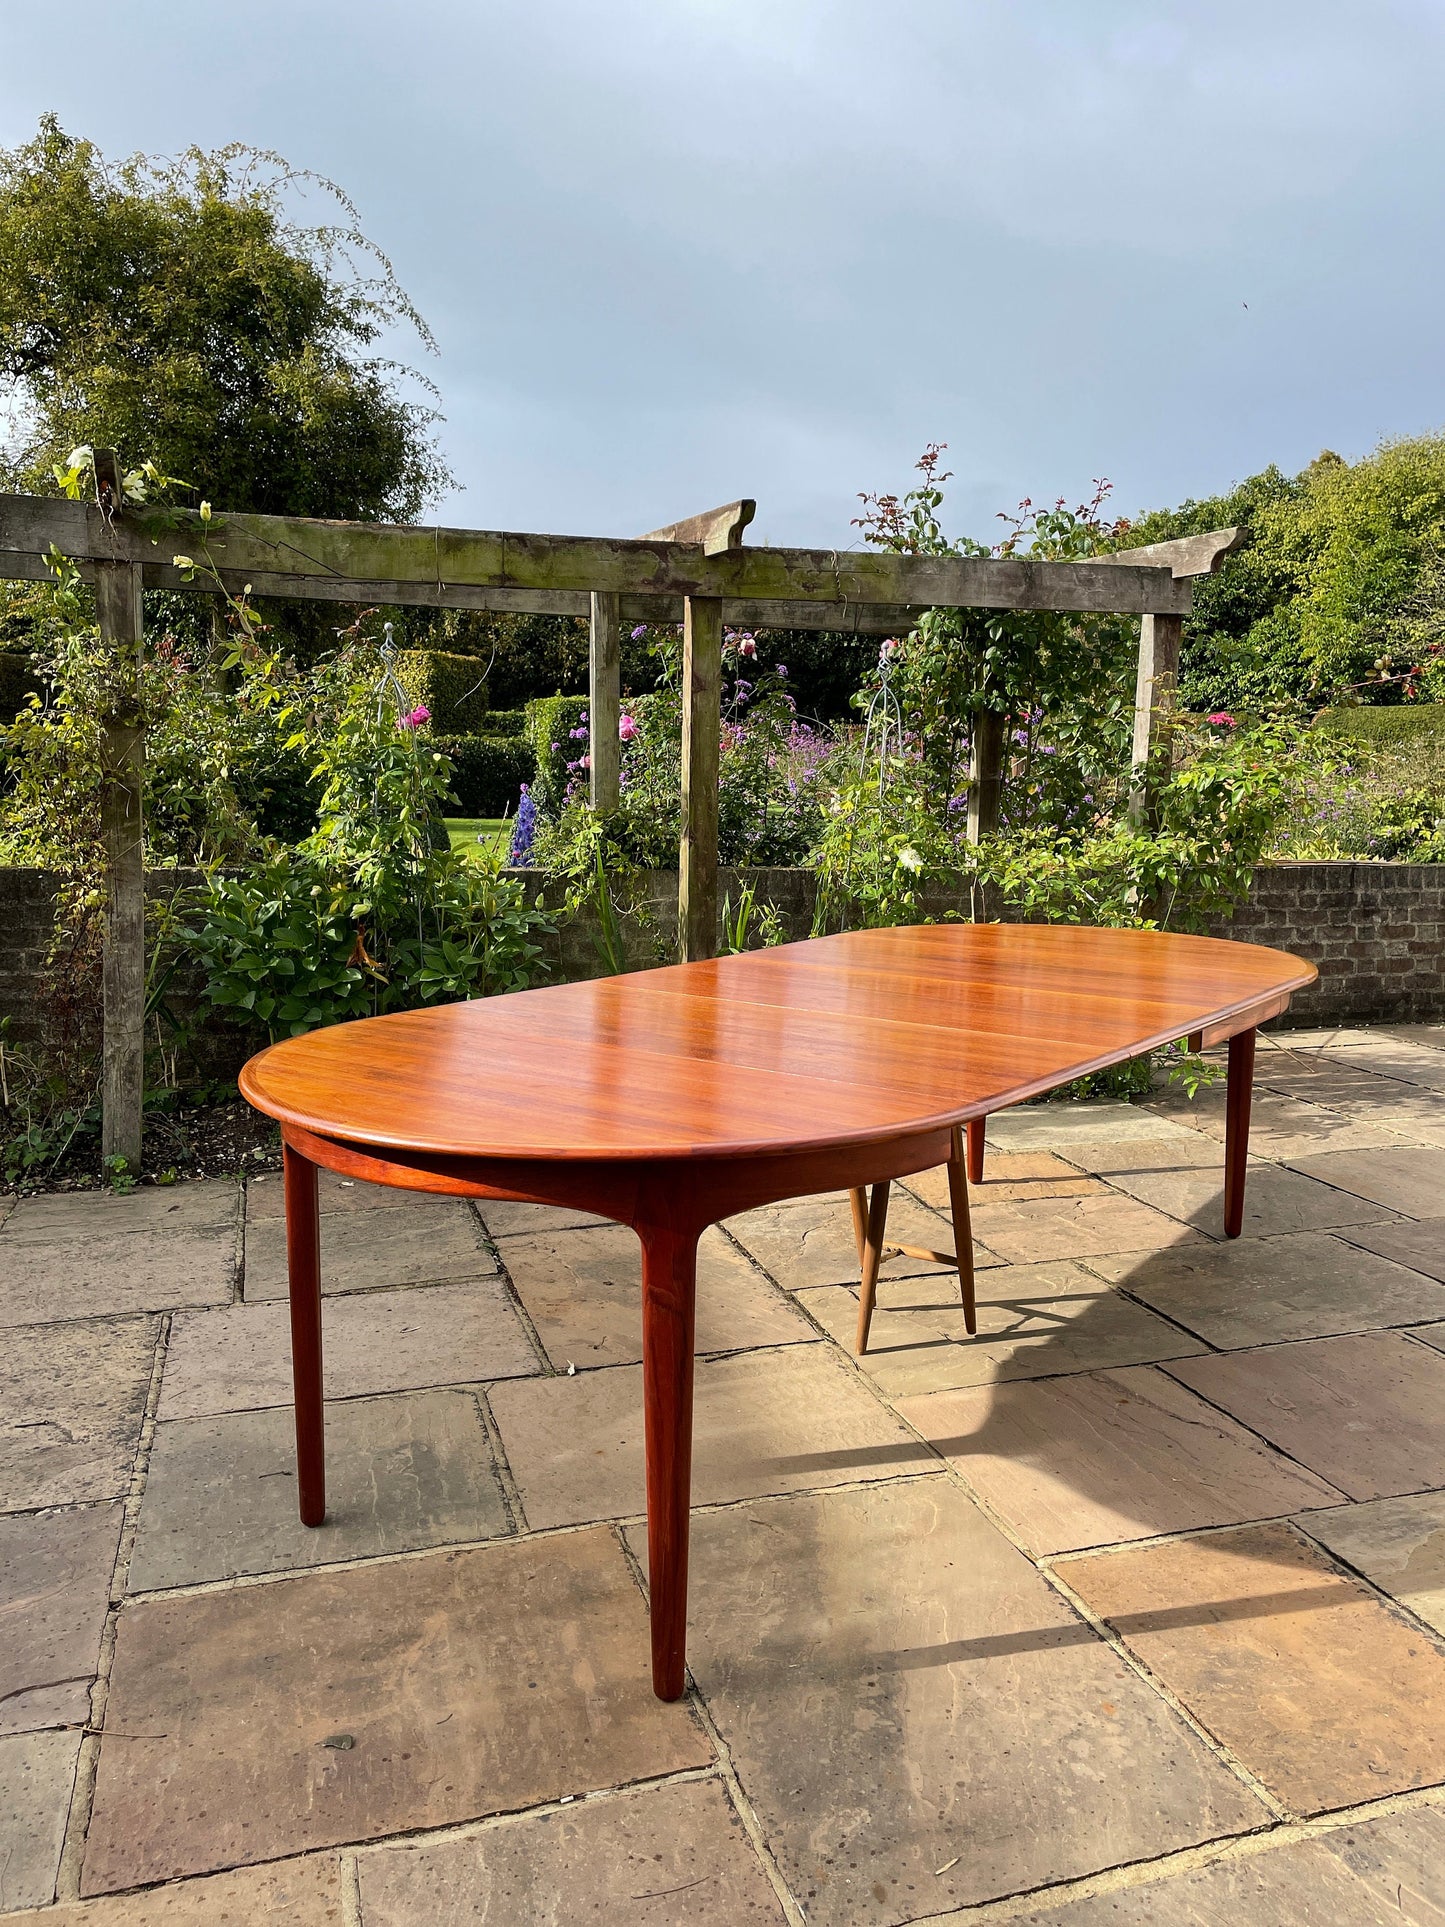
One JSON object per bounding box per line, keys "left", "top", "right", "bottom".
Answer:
{"left": 513, "top": 860, "right": 1445, "bottom": 1027}
{"left": 0, "top": 861, "right": 1439, "bottom": 1062}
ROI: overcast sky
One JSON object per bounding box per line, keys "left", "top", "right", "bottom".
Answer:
{"left": 4, "top": 1, "right": 1443, "bottom": 545}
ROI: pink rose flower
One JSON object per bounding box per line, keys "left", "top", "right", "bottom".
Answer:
{"left": 401, "top": 704, "right": 431, "bottom": 728}
{"left": 619, "top": 713, "right": 638, "bottom": 740}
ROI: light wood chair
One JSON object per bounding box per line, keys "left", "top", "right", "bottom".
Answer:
{"left": 849, "top": 1117, "right": 985, "bottom": 1354}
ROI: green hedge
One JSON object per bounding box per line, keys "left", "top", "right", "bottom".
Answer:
{"left": 524, "top": 694, "right": 590, "bottom": 816}
{"left": 1314, "top": 704, "right": 1445, "bottom": 747}
{"left": 435, "top": 732, "right": 535, "bottom": 816}
{"left": 395, "top": 651, "right": 492, "bottom": 734}
{"left": 482, "top": 707, "right": 527, "bottom": 738}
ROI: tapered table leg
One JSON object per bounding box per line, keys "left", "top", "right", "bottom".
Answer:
{"left": 966, "top": 1117, "right": 985, "bottom": 1185}
{"left": 639, "top": 1218, "right": 699, "bottom": 1701}
{"left": 946, "top": 1126, "right": 977, "bottom": 1335}
{"left": 1224, "top": 1027, "right": 1256, "bottom": 1240}
{"left": 283, "top": 1141, "right": 326, "bottom": 1526}
{"left": 848, "top": 1186, "right": 869, "bottom": 1265}
{"left": 855, "top": 1179, "right": 891, "bottom": 1356}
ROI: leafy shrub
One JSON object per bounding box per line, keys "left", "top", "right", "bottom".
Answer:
{"left": 482, "top": 707, "right": 527, "bottom": 738}
{"left": 174, "top": 645, "right": 555, "bottom": 1038}
{"left": 395, "top": 650, "right": 492, "bottom": 733}
{"left": 435, "top": 732, "right": 535, "bottom": 816}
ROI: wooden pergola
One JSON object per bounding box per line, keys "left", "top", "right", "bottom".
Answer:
{"left": 0, "top": 485, "right": 1239, "bottom": 1169}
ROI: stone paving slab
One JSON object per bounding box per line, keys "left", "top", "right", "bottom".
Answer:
{"left": 1063, "top": 1523, "right": 1445, "bottom": 1813}
{"left": 1337, "top": 1221, "right": 1445, "bottom": 1286}
{"left": 796, "top": 1262, "right": 1207, "bottom": 1399}
{"left": 725, "top": 1194, "right": 991, "bottom": 1291}
{"left": 1070, "top": 1132, "right": 1240, "bottom": 1174}
{"left": 0, "top": 1502, "right": 120, "bottom": 1735}
{"left": 1296, "top": 1491, "right": 1445, "bottom": 1638}
{"left": 1009, "top": 1808, "right": 1445, "bottom": 1924}
{"left": 245, "top": 1171, "right": 449, "bottom": 1219}
{"left": 491, "top": 1345, "right": 937, "bottom": 1530}
{"left": 897, "top": 1366, "right": 1341, "bottom": 1555}
{"left": 475, "top": 1199, "right": 611, "bottom": 1238}
{"left": 982, "top": 1100, "right": 1203, "bottom": 1152}
{"left": 0, "top": 1729, "right": 82, "bottom": 1911}
{"left": 159, "top": 1280, "right": 539, "bottom": 1421}
{"left": 962, "top": 1191, "right": 1204, "bottom": 1264}
{"left": 1254, "top": 1070, "right": 1445, "bottom": 1146}
{"left": 653, "top": 1479, "right": 1264, "bottom": 1925}
{"left": 356, "top": 1777, "right": 786, "bottom": 1924}
{"left": 5, "top": 1182, "right": 238, "bottom": 1240}
{"left": 83, "top": 1531, "right": 710, "bottom": 1892}
{"left": 1086, "top": 1161, "right": 1394, "bottom": 1243}
{"left": 904, "top": 1151, "right": 1104, "bottom": 1211}
{"left": 0, "top": 1317, "right": 157, "bottom": 1513}
{"left": 243, "top": 1201, "right": 498, "bottom": 1300}
{"left": 501, "top": 1223, "right": 814, "bottom": 1371}
{"left": 129, "top": 1390, "right": 511, "bottom": 1590}
{"left": 1167, "top": 1332, "right": 1445, "bottom": 1500}
{"left": 1283, "top": 1145, "right": 1445, "bottom": 1217}
{"left": 1418, "top": 1323, "right": 1445, "bottom": 1353}
{"left": 0, "top": 1228, "right": 235, "bottom": 1329}
{"left": 0, "top": 1855, "right": 345, "bottom": 1925}
{"left": 1087, "top": 1231, "right": 1445, "bottom": 1348}
{"left": 1142, "top": 1083, "right": 1401, "bottom": 1157}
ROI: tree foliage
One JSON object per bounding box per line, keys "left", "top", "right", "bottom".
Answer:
{"left": 1129, "top": 436, "right": 1445, "bottom": 712}
{"left": 0, "top": 116, "right": 451, "bottom": 521}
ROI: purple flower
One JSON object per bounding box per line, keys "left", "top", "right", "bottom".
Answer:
{"left": 776, "top": 664, "right": 787, "bottom": 679}
{"left": 508, "top": 785, "right": 537, "bottom": 864}
{"left": 631, "top": 624, "right": 648, "bottom": 640}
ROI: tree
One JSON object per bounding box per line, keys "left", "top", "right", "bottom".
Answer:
{"left": 1129, "top": 438, "right": 1445, "bottom": 712}
{"left": 0, "top": 116, "right": 451, "bottom": 521}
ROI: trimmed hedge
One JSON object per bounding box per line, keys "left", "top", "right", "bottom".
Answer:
{"left": 524, "top": 694, "right": 590, "bottom": 815}
{"left": 483, "top": 707, "right": 528, "bottom": 738}
{"left": 395, "top": 651, "right": 491, "bottom": 733}
{"left": 435, "top": 732, "right": 535, "bottom": 816}
{"left": 1315, "top": 703, "right": 1445, "bottom": 747}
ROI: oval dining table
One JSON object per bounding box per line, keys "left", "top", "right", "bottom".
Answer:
{"left": 239, "top": 922, "right": 1316, "bottom": 1701}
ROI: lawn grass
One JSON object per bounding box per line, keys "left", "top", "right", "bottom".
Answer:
{"left": 444, "top": 816, "right": 510, "bottom": 861}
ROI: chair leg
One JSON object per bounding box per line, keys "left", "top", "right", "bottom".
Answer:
{"left": 966, "top": 1117, "right": 985, "bottom": 1185}
{"left": 848, "top": 1186, "right": 869, "bottom": 1266}
{"left": 946, "top": 1125, "right": 977, "bottom": 1335}
{"left": 854, "top": 1180, "right": 891, "bottom": 1356}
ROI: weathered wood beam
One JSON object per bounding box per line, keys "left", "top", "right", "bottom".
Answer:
{"left": 1093, "top": 527, "right": 1246, "bottom": 580}
{"left": 0, "top": 495, "right": 1192, "bottom": 616}
{"left": 679, "top": 598, "right": 722, "bottom": 963}
{"left": 588, "top": 592, "right": 621, "bottom": 811}
{"left": 0, "top": 550, "right": 940, "bottom": 636}
{"left": 642, "top": 499, "right": 755, "bottom": 556}
{"left": 93, "top": 561, "right": 146, "bottom": 1174}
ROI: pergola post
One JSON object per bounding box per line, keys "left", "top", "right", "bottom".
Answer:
{"left": 1128, "top": 612, "right": 1184, "bottom": 824}
{"left": 94, "top": 559, "right": 146, "bottom": 1173}
{"left": 966, "top": 708, "right": 1005, "bottom": 844}
{"left": 679, "top": 596, "right": 722, "bottom": 962}
{"left": 588, "top": 591, "right": 621, "bottom": 811}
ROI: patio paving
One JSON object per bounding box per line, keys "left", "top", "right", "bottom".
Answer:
{"left": 2, "top": 1020, "right": 1445, "bottom": 1921}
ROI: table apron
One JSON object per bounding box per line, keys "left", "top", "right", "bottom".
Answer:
{"left": 280, "top": 1120, "right": 955, "bottom": 1234}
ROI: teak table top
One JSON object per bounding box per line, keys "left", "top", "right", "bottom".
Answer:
{"left": 239, "top": 923, "right": 1316, "bottom": 1161}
